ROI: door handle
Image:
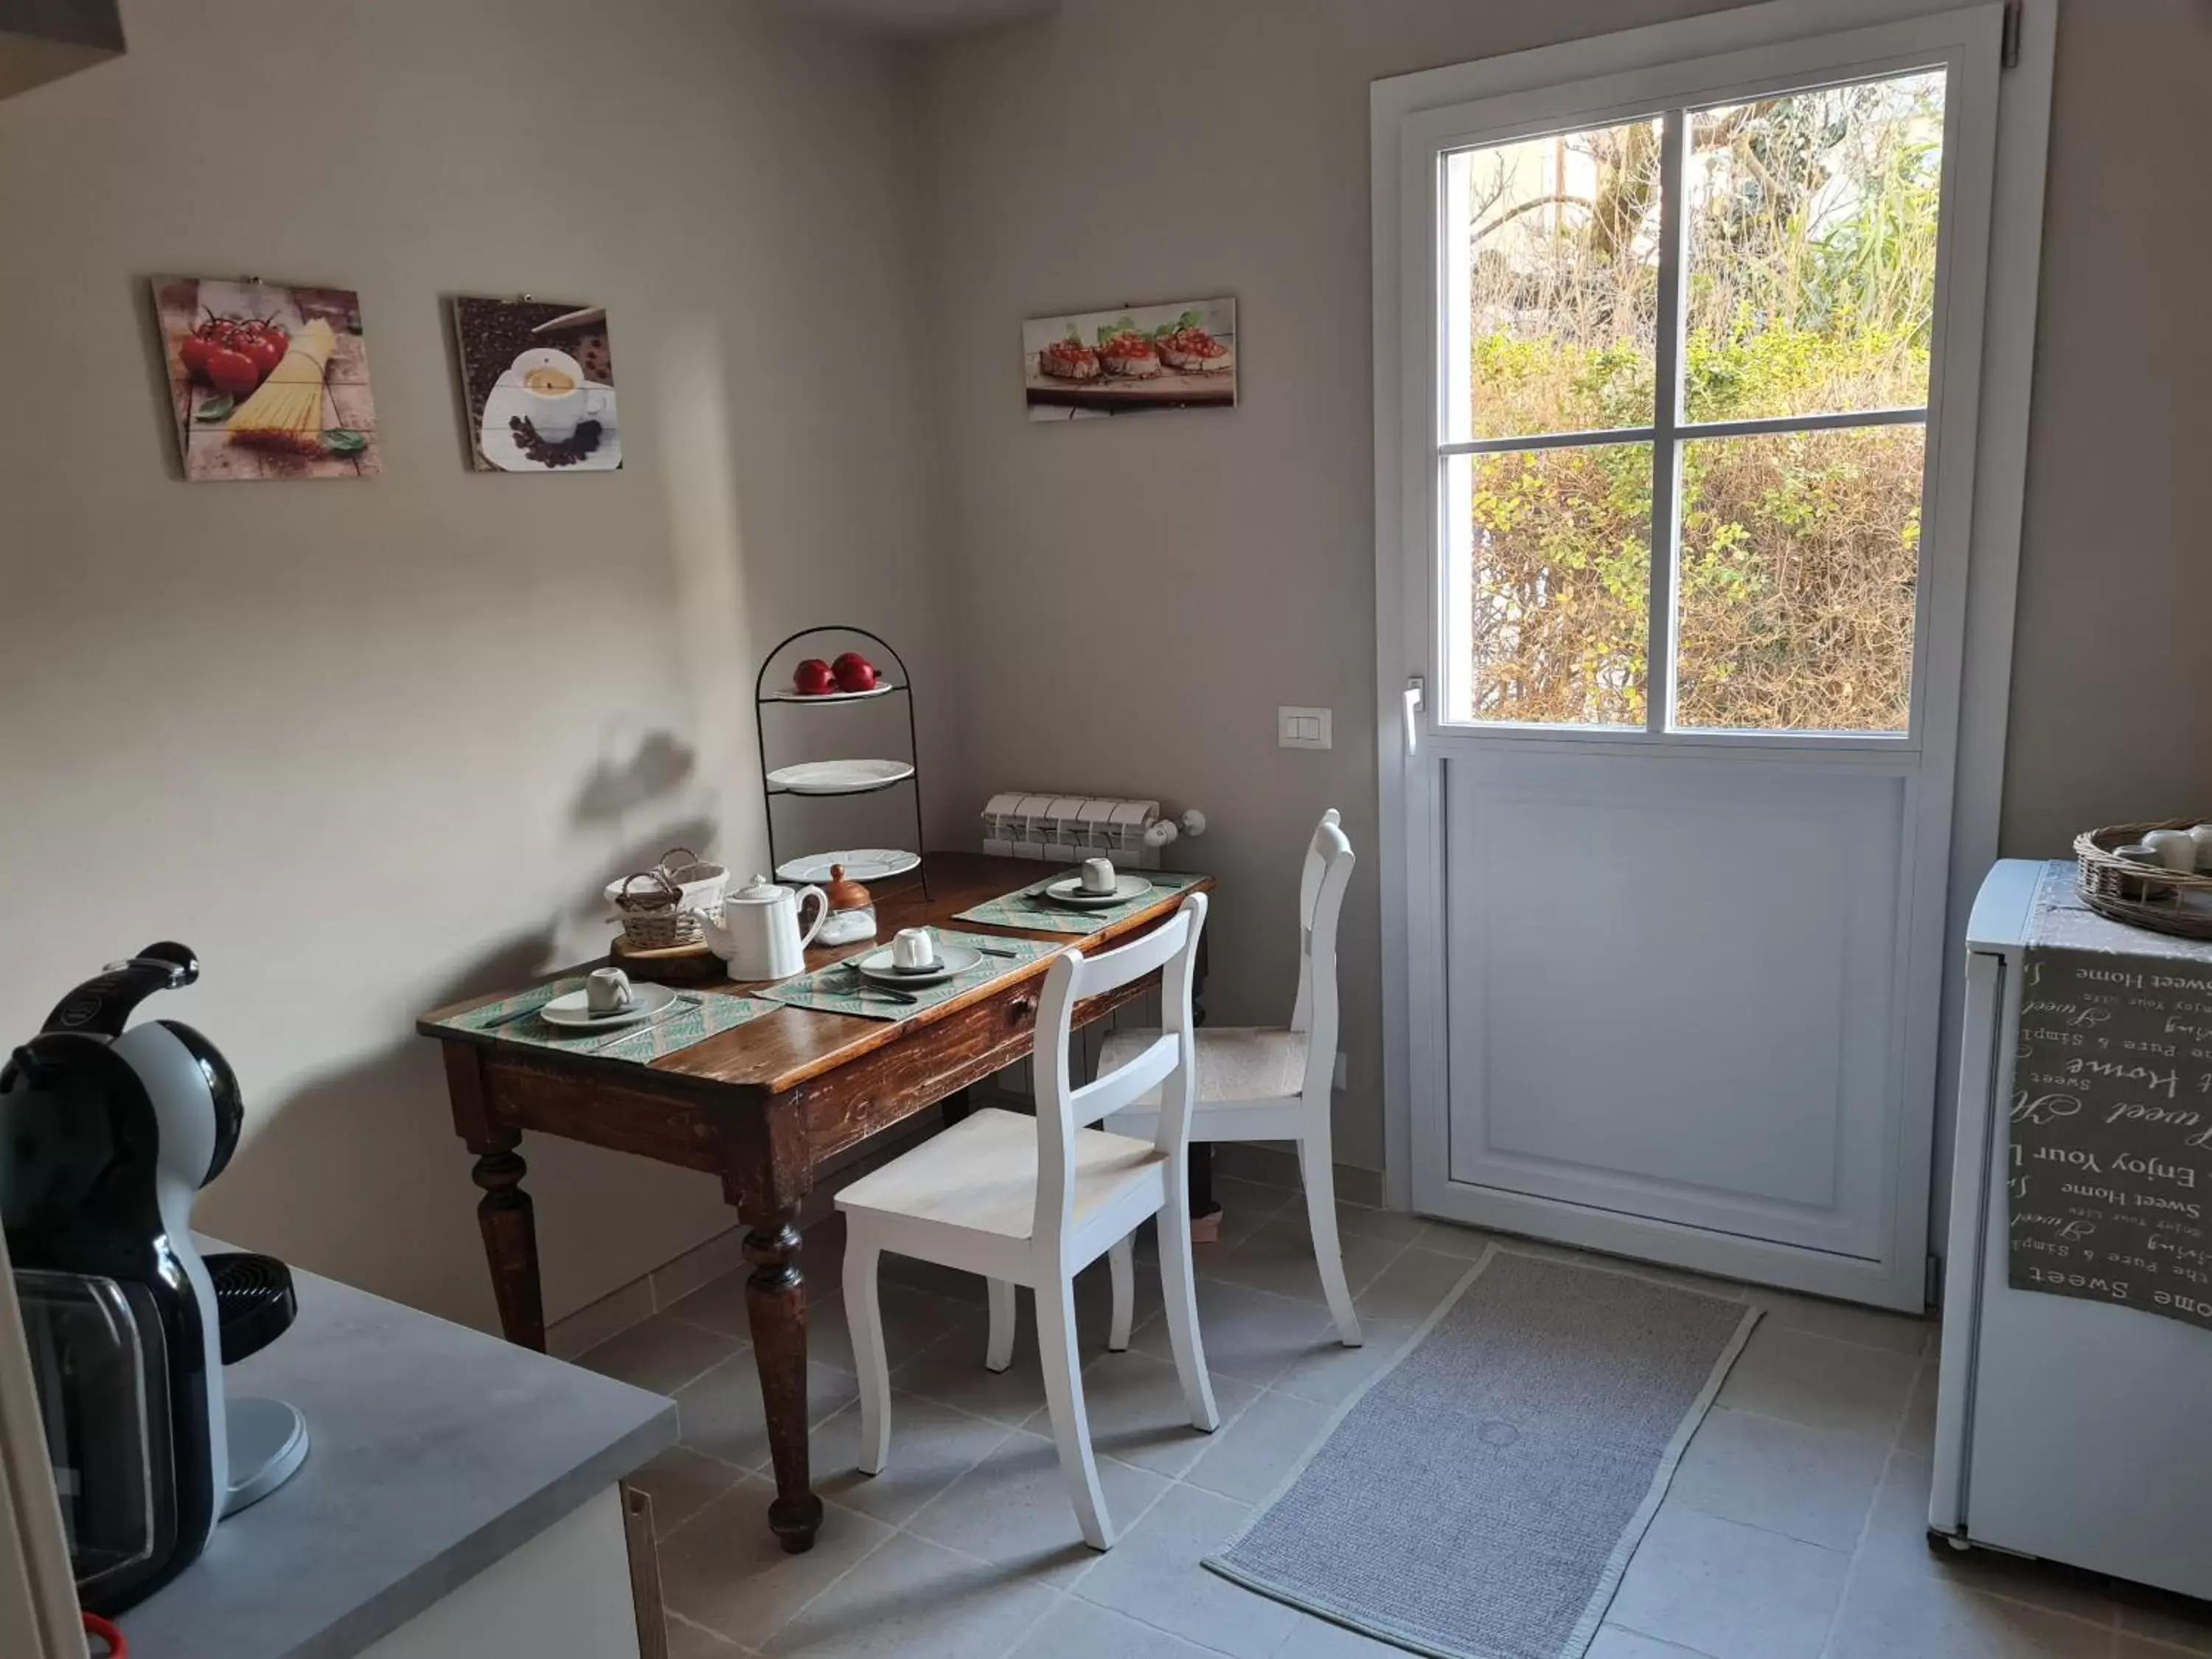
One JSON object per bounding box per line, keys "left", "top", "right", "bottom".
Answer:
{"left": 1403, "top": 676, "right": 1425, "bottom": 757}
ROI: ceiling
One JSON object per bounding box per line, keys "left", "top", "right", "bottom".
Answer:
{"left": 779, "top": 0, "right": 1057, "bottom": 35}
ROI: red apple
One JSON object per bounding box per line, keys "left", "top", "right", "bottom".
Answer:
{"left": 832, "top": 653, "right": 878, "bottom": 693}
{"left": 793, "top": 658, "right": 837, "bottom": 695}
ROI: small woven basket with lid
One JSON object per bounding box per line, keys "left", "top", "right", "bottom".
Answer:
{"left": 2074, "top": 818, "right": 2212, "bottom": 940}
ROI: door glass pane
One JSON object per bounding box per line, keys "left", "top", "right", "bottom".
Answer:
{"left": 1445, "top": 119, "right": 1663, "bottom": 442}
{"left": 1673, "top": 425, "right": 1924, "bottom": 733}
{"left": 1683, "top": 70, "right": 1947, "bottom": 424}
{"left": 1449, "top": 445, "right": 1652, "bottom": 726}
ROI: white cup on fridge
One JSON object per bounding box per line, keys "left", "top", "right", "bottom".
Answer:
{"left": 2142, "top": 829, "right": 2197, "bottom": 873}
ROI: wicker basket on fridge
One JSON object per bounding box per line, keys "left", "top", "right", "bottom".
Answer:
{"left": 605, "top": 847, "right": 729, "bottom": 948}
{"left": 2073, "top": 819, "right": 2212, "bottom": 941}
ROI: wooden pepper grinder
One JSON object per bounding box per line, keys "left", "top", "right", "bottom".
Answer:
{"left": 816, "top": 863, "right": 878, "bottom": 945}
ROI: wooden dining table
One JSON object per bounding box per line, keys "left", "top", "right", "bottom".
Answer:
{"left": 417, "top": 852, "right": 1214, "bottom": 1554}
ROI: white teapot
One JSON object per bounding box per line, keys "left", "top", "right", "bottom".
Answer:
{"left": 700, "top": 875, "right": 827, "bottom": 981}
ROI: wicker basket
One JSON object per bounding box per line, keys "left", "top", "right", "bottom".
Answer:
{"left": 2074, "top": 818, "right": 2212, "bottom": 940}
{"left": 605, "top": 847, "right": 729, "bottom": 948}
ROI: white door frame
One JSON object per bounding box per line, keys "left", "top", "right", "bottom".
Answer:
{"left": 1371, "top": 0, "right": 2056, "bottom": 1298}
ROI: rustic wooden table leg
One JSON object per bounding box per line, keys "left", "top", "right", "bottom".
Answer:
{"left": 723, "top": 1101, "right": 824, "bottom": 1553}
{"left": 940, "top": 1087, "right": 973, "bottom": 1127}
{"left": 470, "top": 1130, "right": 547, "bottom": 1350}
{"left": 444, "top": 1044, "right": 546, "bottom": 1351}
{"left": 1189, "top": 942, "right": 1222, "bottom": 1232}
{"left": 1190, "top": 1143, "right": 1217, "bottom": 1226}
{"left": 742, "top": 1209, "right": 823, "bottom": 1552}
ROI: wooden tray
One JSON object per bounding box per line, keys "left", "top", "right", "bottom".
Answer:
{"left": 610, "top": 934, "right": 726, "bottom": 986}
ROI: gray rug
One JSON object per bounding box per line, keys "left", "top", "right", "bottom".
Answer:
{"left": 1206, "top": 1248, "right": 1759, "bottom": 1659}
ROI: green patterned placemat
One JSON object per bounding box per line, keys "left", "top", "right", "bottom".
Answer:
{"left": 759, "top": 931, "right": 1061, "bottom": 1023}
{"left": 436, "top": 976, "right": 781, "bottom": 1064}
{"left": 952, "top": 869, "right": 1206, "bottom": 935}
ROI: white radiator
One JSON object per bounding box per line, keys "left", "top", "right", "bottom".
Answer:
{"left": 978, "top": 793, "right": 1206, "bottom": 869}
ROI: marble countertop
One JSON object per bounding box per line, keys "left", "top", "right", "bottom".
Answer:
{"left": 115, "top": 1250, "right": 675, "bottom": 1659}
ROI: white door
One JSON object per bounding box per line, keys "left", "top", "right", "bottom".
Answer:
{"left": 1385, "top": 8, "right": 2011, "bottom": 1307}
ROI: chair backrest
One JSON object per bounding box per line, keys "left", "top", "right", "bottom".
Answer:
{"left": 1029, "top": 891, "right": 1208, "bottom": 1256}
{"left": 1289, "top": 810, "right": 1355, "bottom": 1100}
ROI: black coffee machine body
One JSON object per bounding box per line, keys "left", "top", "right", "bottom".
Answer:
{"left": 1, "top": 945, "right": 306, "bottom": 1615}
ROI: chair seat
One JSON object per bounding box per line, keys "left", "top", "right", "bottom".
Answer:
{"left": 1096, "top": 1026, "right": 1310, "bottom": 1107}
{"left": 836, "top": 1107, "right": 1166, "bottom": 1240}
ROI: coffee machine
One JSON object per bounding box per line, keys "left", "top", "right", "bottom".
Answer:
{"left": 1, "top": 944, "right": 308, "bottom": 1615}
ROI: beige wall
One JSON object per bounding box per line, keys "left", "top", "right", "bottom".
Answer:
{"left": 0, "top": 0, "right": 956, "bottom": 1329}
{"left": 1997, "top": 0, "right": 2212, "bottom": 855}
{"left": 916, "top": 0, "right": 1742, "bottom": 1170}
{"left": 4, "top": 0, "right": 2202, "bottom": 1328}
{"left": 918, "top": 0, "right": 2212, "bottom": 1176}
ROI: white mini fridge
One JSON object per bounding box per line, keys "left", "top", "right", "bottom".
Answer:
{"left": 1933, "top": 858, "right": 2212, "bottom": 1598}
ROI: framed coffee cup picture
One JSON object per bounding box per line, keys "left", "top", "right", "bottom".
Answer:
{"left": 450, "top": 295, "right": 622, "bottom": 472}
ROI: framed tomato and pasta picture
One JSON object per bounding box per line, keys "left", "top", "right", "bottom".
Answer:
{"left": 150, "top": 275, "right": 379, "bottom": 481}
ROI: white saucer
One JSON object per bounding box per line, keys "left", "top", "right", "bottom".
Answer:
{"left": 1044, "top": 874, "right": 1152, "bottom": 908}
{"left": 538, "top": 982, "right": 676, "bottom": 1028}
{"left": 853, "top": 942, "right": 982, "bottom": 988}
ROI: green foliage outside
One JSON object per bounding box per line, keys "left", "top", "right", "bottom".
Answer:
{"left": 1462, "top": 74, "right": 1943, "bottom": 731}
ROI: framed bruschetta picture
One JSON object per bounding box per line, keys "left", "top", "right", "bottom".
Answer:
{"left": 1023, "top": 297, "right": 1237, "bottom": 421}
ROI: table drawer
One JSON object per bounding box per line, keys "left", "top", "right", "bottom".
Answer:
{"left": 799, "top": 970, "right": 1162, "bottom": 1167}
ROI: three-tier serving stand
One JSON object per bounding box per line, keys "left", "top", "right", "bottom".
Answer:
{"left": 753, "top": 627, "right": 929, "bottom": 899}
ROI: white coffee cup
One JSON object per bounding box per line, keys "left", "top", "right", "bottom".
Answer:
{"left": 1079, "top": 857, "right": 1116, "bottom": 895}
{"left": 2143, "top": 829, "right": 2197, "bottom": 873}
{"left": 586, "top": 966, "right": 636, "bottom": 1013}
{"left": 511, "top": 347, "right": 612, "bottom": 443}
{"left": 891, "top": 927, "right": 938, "bottom": 971}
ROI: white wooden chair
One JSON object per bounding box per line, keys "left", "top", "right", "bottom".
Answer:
{"left": 835, "top": 893, "right": 1219, "bottom": 1550}
{"left": 1087, "top": 809, "right": 1361, "bottom": 1346}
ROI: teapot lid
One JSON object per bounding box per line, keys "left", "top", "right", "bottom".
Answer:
{"left": 732, "top": 874, "right": 788, "bottom": 904}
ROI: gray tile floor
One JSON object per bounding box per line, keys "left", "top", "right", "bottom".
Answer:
{"left": 578, "top": 1163, "right": 2212, "bottom": 1659}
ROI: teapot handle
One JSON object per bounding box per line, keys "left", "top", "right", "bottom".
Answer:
{"left": 794, "top": 886, "right": 830, "bottom": 949}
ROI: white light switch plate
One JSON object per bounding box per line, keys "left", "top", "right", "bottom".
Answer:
{"left": 1332, "top": 1051, "right": 1348, "bottom": 1091}
{"left": 1279, "top": 706, "right": 1332, "bottom": 750}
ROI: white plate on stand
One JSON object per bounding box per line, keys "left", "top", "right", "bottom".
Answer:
{"left": 1043, "top": 874, "right": 1153, "bottom": 908}
{"left": 538, "top": 982, "right": 676, "bottom": 1029}
{"left": 776, "top": 849, "right": 921, "bottom": 883}
{"left": 767, "top": 759, "right": 915, "bottom": 796}
{"left": 852, "top": 942, "right": 982, "bottom": 989}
